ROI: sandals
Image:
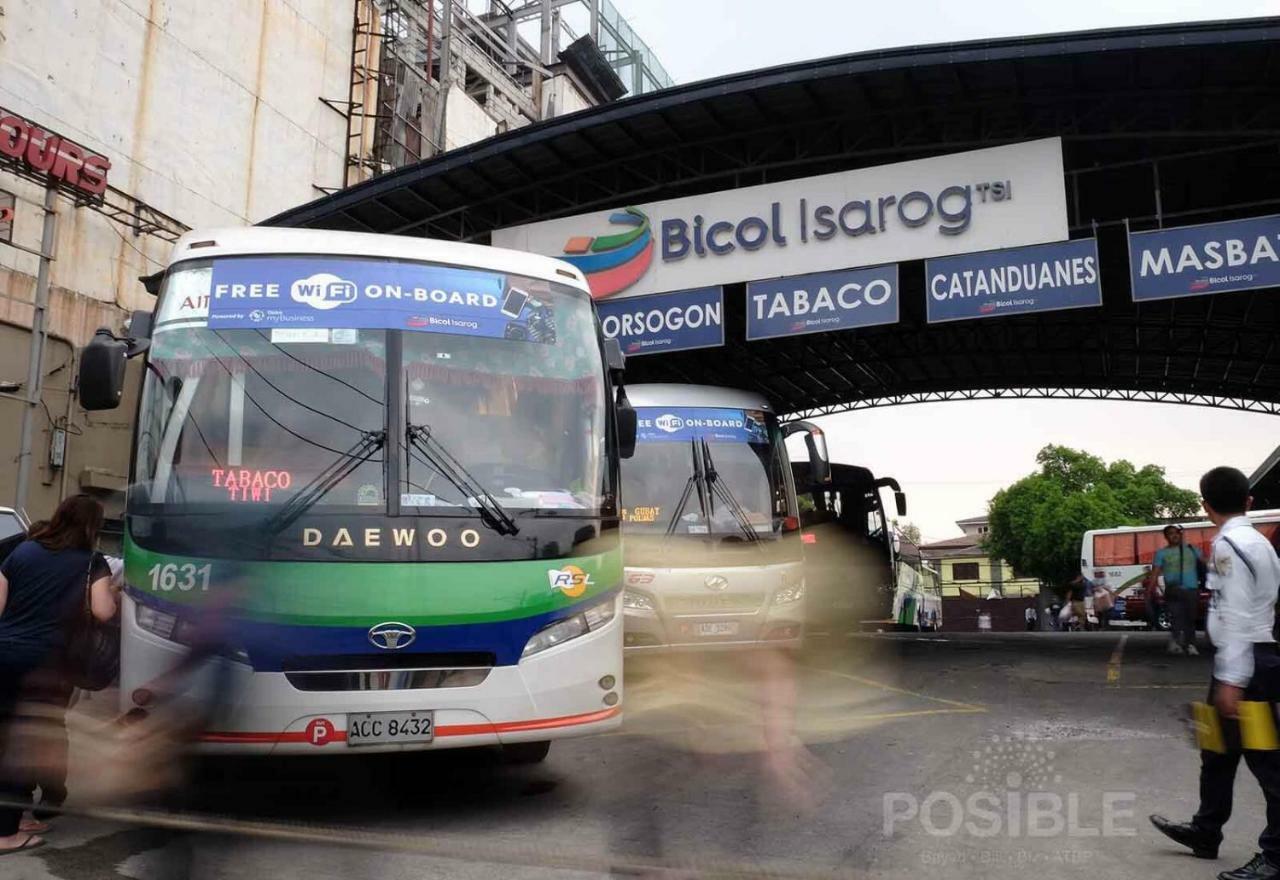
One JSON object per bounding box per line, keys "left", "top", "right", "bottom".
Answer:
{"left": 0, "top": 833, "right": 45, "bottom": 856}
{"left": 18, "top": 818, "right": 50, "bottom": 834}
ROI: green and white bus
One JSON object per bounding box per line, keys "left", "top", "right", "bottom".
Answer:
{"left": 79, "top": 227, "right": 636, "bottom": 761}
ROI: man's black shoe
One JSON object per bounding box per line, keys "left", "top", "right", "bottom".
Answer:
{"left": 1149, "top": 814, "right": 1220, "bottom": 859}
{"left": 1218, "top": 853, "right": 1280, "bottom": 880}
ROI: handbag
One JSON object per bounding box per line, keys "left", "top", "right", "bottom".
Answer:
{"left": 1093, "top": 587, "right": 1115, "bottom": 615}
{"left": 61, "top": 560, "right": 121, "bottom": 691}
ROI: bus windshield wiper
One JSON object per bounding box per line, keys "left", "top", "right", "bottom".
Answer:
{"left": 406, "top": 423, "right": 519, "bottom": 536}
{"left": 664, "top": 438, "right": 711, "bottom": 537}
{"left": 267, "top": 429, "right": 386, "bottom": 534}
{"left": 700, "top": 439, "right": 761, "bottom": 544}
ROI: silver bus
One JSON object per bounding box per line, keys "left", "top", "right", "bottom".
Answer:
{"left": 618, "top": 384, "right": 827, "bottom": 651}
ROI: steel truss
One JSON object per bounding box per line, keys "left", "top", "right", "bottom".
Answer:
{"left": 788, "top": 387, "right": 1280, "bottom": 420}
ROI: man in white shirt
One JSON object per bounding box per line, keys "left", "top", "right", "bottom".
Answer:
{"left": 1151, "top": 467, "right": 1280, "bottom": 880}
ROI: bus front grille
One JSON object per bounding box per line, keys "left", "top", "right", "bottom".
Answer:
{"left": 281, "top": 653, "right": 495, "bottom": 692}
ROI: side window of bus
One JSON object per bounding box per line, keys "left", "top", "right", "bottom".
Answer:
{"left": 1135, "top": 530, "right": 1164, "bottom": 565}
{"left": 1181, "top": 526, "right": 1215, "bottom": 559}
{"left": 1094, "top": 533, "right": 1137, "bottom": 566}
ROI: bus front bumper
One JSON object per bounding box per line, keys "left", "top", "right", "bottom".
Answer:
{"left": 120, "top": 594, "right": 623, "bottom": 755}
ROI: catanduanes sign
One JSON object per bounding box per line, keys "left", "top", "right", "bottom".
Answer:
{"left": 493, "top": 138, "right": 1068, "bottom": 300}
{"left": 926, "top": 238, "right": 1102, "bottom": 323}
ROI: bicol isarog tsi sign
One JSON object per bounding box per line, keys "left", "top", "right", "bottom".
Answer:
{"left": 493, "top": 138, "right": 1068, "bottom": 301}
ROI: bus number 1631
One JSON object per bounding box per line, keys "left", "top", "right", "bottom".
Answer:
{"left": 148, "top": 562, "right": 213, "bottom": 592}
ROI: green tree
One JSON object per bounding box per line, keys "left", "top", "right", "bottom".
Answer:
{"left": 985, "top": 445, "right": 1199, "bottom": 588}
{"left": 894, "top": 520, "right": 922, "bottom": 546}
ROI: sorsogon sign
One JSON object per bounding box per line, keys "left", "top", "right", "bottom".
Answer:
{"left": 0, "top": 108, "right": 111, "bottom": 197}
{"left": 492, "top": 138, "right": 1069, "bottom": 301}
{"left": 597, "top": 286, "right": 724, "bottom": 356}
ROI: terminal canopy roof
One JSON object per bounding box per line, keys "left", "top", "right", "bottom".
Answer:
{"left": 267, "top": 17, "right": 1280, "bottom": 418}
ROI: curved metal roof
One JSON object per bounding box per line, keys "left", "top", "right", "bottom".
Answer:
{"left": 267, "top": 17, "right": 1280, "bottom": 417}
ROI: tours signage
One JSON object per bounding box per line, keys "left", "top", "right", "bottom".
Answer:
{"left": 493, "top": 138, "right": 1068, "bottom": 300}
{"left": 925, "top": 238, "right": 1102, "bottom": 323}
{"left": 0, "top": 107, "right": 111, "bottom": 197}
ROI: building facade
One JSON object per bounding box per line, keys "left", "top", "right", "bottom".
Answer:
{"left": 0, "top": 0, "right": 666, "bottom": 526}
{"left": 920, "top": 516, "right": 1041, "bottom": 599}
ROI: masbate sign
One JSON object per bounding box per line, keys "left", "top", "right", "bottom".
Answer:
{"left": 1128, "top": 214, "right": 1280, "bottom": 302}
{"left": 925, "top": 238, "right": 1101, "bottom": 323}
{"left": 494, "top": 138, "right": 1068, "bottom": 300}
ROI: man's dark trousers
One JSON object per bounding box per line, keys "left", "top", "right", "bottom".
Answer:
{"left": 1194, "top": 644, "right": 1280, "bottom": 862}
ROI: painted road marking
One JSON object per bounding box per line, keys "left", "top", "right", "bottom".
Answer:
{"left": 802, "top": 665, "right": 987, "bottom": 714}
{"left": 1106, "top": 634, "right": 1129, "bottom": 684}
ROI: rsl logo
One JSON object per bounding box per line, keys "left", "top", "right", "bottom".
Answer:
{"left": 558, "top": 207, "right": 653, "bottom": 300}
{"left": 548, "top": 564, "right": 594, "bottom": 598}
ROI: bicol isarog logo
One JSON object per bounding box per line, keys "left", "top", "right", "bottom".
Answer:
{"left": 292, "top": 273, "right": 358, "bottom": 311}
{"left": 558, "top": 207, "right": 653, "bottom": 300}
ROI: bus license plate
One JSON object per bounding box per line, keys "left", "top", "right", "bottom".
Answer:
{"left": 695, "top": 621, "right": 739, "bottom": 637}
{"left": 346, "top": 710, "right": 434, "bottom": 746}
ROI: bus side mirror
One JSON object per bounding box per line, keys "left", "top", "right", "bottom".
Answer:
{"left": 603, "top": 337, "right": 626, "bottom": 384}
{"left": 78, "top": 328, "right": 128, "bottom": 411}
{"left": 875, "top": 476, "right": 906, "bottom": 517}
{"left": 784, "top": 420, "right": 830, "bottom": 485}
{"left": 616, "top": 388, "right": 637, "bottom": 459}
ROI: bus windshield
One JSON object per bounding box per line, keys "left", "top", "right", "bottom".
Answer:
{"left": 620, "top": 406, "right": 792, "bottom": 539}
{"left": 131, "top": 256, "right": 608, "bottom": 519}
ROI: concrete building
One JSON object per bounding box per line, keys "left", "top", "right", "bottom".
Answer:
{"left": 920, "top": 515, "right": 1041, "bottom": 599}
{"left": 0, "top": 0, "right": 668, "bottom": 527}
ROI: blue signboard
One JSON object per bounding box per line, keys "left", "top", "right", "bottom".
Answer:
{"left": 207, "top": 257, "right": 555, "bottom": 343}
{"left": 635, "top": 407, "right": 769, "bottom": 444}
{"left": 925, "top": 238, "right": 1102, "bottom": 323}
{"left": 745, "top": 264, "right": 898, "bottom": 341}
{"left": 597, "top": 286, "right": 723, "bottom": 357}
{"left": 1128, "top": 214, "right": 1280, "bottom": 302}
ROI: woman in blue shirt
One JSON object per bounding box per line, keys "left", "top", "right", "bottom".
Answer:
{"left": 0, "top": 495, "right": 117, "bottom": 856}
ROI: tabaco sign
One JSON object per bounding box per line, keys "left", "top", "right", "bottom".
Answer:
{"left": 0, "top": 107, "right": 110, "bottom": 197}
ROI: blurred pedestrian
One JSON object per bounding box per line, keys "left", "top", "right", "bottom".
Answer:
{"left": 0, "top": 495, "right": 118, "bottom": 856}
{"left": 1025, "top": 605, "right": 1037, "bottom": 631}
{"left": 1152, "top": 524, "right": 1203, "bottom": 656}
{"left": 1151, "top": 466, "right": 1280, "bottom": 880}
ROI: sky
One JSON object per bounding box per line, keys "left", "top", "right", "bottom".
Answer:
{"left": 616, "top": 1, "right": 1276, "bottom": 87}
{"left": 603, "top": 0, "right": 1279, "bottom": 541}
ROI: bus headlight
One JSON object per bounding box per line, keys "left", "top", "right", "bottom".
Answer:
{"left": 136, "top": 604, "right": 180, "bottom": 640}
{"left": 773, "top": 575, "right": 806, "bottom": 606}
{"left": 134, "top": 604, "right": 202, "bottom": 647}
{"left": 623, "top": 590, "right": 655, "bottom": 611}
{"left": 522, "top": 597, "right": 617, "bottom": 658}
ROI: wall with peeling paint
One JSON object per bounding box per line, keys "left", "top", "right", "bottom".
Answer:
{"left": 0, "top": 0, "right": 352, "bottom": 517}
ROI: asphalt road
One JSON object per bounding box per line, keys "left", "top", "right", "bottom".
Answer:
{"left": 2, "top": 631, "right": 1265, "bottom": 880}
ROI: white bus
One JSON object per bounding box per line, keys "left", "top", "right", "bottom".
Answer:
{"left": 1081, "top": 513, "right": 1280, "bottom": 629}
{"left": 77, "top": 227, "right": 637, "bottom": 761}
{"left": 617, "top": 385, "right": 827, "bottom": 651}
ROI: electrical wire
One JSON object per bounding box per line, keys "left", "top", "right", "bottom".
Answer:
{"left": 252, "top": 329, "right": 384, "bottom": 406}
{"left": 211, "top": 330, "right": 376, "bottom": 435}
